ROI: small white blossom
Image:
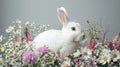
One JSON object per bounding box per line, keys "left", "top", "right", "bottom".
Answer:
{"left": 111, "top": 49, "right": 120, "bottom": 62}
{"left": 6, "top": 26, "right": 14, "bottom": 33}
{"left": 0, "top": 57, "right": 3, "bottom": 65}
{"left": 16, "top": 29, "right": 21, "bottom": 34}
{"left": 73, "top": 50, "right": 81, "bottom": 57}
{"left": 16, "top": 20, "right": 22, "bottom": 23}
{"left": 25, "top": 21, "right": 30, "bottom": 25}
{"left": 18, "top": 24, "right": 22, "bottom": 29}
{"left": 0, "top": 35, "right": 3, "bottom": 42}
{"left": 61, "top": 61, "right": 71, "bottom": 67}
{"left": 0, "top": 47, "right": 4, "bottom": 52}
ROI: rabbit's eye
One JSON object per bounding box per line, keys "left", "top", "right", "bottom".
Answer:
{"left": 71, "top": 27, "right": 76, "bottom": 31}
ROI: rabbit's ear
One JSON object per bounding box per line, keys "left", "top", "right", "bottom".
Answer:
{"left": 57, "top": 7, "right": 69, "bottom": 25}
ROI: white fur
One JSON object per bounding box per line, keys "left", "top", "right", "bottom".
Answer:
{"left": 33, "top": 7, "right": 84, "bottom": 58}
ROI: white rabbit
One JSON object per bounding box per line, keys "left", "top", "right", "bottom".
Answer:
{"left": 33, "top": 7, "right": 84, "bottom": 58}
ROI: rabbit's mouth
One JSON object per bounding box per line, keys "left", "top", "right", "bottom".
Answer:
{"left": 73, "top": 32, "right": 85, "bottom": 42}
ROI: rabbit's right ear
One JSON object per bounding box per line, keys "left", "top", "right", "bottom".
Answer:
{"left": 57, "top": 7, "right": 69, "bottom": 25}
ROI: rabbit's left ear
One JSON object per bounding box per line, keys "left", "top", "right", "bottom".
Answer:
{"left": 57, "top": 7, "right": 69, "bottom": 25}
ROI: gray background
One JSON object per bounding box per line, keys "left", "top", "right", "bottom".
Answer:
{"left": 0, "top": 0, "right": 120, "bottom": 40}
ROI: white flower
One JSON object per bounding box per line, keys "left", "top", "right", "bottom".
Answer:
{"left": 61, "top": 57, "right": 71, "bottom": 67}
{"left": 16, "top": 20, "right": 22, "bottom": 23}
{"left": 95, "top": 43, "right": 102, "bottom": 48}
{"left": 0, "top": 35, "right": 3, "bottom": 42}
{"left": 0, "top": 56, "right": 3, "bottom": 65}
{"left": 111, "top": 49, "right": 120, "bottom": 62}
{"left": 10, "top": 59, "right": 16, "bottom": 65}
{"left": 18, "top": 24, "right": 22, "bottom": 29}
{"left": 0, "top": 46, "right": 4, "bottom": 52}
{"left": 73, "top": 50, "right": 81, "bottom": 57}
{"left": 6, "top": 26, "right": 14, "bottom": 33}
{"left": 16, "top": 29, "right": 21, "bottom": 34}
{"left": 94, "top": 49, "right": 100, "bottom": 56}
{"left": 99, "top": 49, "right": 111, "bottom": 65}
{"left": 25, "top": 21, "right": 30, "bottom": 25}
{"left": 61, "top": 61, "right": 71, "bottom": 67}
{"left": 81, "top": 47, "right": 92, "bottom": 60}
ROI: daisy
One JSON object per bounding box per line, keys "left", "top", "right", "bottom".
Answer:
{"left": 5, "top": 26, "right": 14, "bottom": 33}
{"left": 99, "top": 49, "right": 111, "bottom": 65}
{"left": 81, "top": 47, "right": 92, "bottom": 60}
{"left": 61, "top": 61, "right": 71, "bottom": 67}
{"left": 73, "top": 50, "right": 81, "bottom": 57}
{"left": 111, "top": 49, "right": 120, "bottom": 62}
{"left": 0, "top": 45, "right": 5, "bottom": 52}
{"left": 88, "top": 59, "right": 97, "bottom": 67}
{"left": 61, "top": 57, "right": 71, "bottom": 67}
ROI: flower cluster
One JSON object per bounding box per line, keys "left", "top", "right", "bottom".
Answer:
{"left": 61, "top": 19, "right": 120, "bottom": 67}
{"left": 0, "top": 19, "right": 120, "bottom": 67}
{"left": 0, "top": 20, "right": 52, "bottom": 67}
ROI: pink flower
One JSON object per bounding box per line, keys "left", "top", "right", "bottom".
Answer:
{"left": 13, "top": 34, "right": 18, "bottom": 44}
{"left": 37, "top": 46, "right": 48, "bottom": 54}
{"left": 108, "top": 42, "right": 114, "bottom": 50}
{"left": 74, "top": 58, "right": 80, "bottom": 64}
{"left": 22, "top": 51, "right": 37, "bottom": 64}
{"left": 87, "top": 33, "right": 96, "bottom": 51}
{"left": 24, "top": 27, "right": 33, "bottom": 43}
{"left": 112, "top": 40, "right": 117, "bottom": 45}
{"left": 112, "top": 32, "right": 120, "bottom": 45}
{"left": 87, "top": 39, "right": 96, "bottom": 51}
{"left": 87, "top": 44, "right": 95, "bottom": 51}
{"left": 117, "top": 44, "right": 120, "bottom": 51}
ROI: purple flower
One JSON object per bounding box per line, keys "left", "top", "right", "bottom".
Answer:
{"left": 22, "top": 51, "right": 37, "bottom": 64}
{"left": 37, "top": 46, "right": 48, "bottom": 54}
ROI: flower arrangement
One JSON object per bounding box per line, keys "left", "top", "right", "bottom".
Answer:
{"left": 0, "top": 19, "right": 120, "bottom": 67}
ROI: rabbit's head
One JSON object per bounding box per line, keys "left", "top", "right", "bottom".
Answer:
{"left": 57, "top": 7, "right": 84, "bottom": 42}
